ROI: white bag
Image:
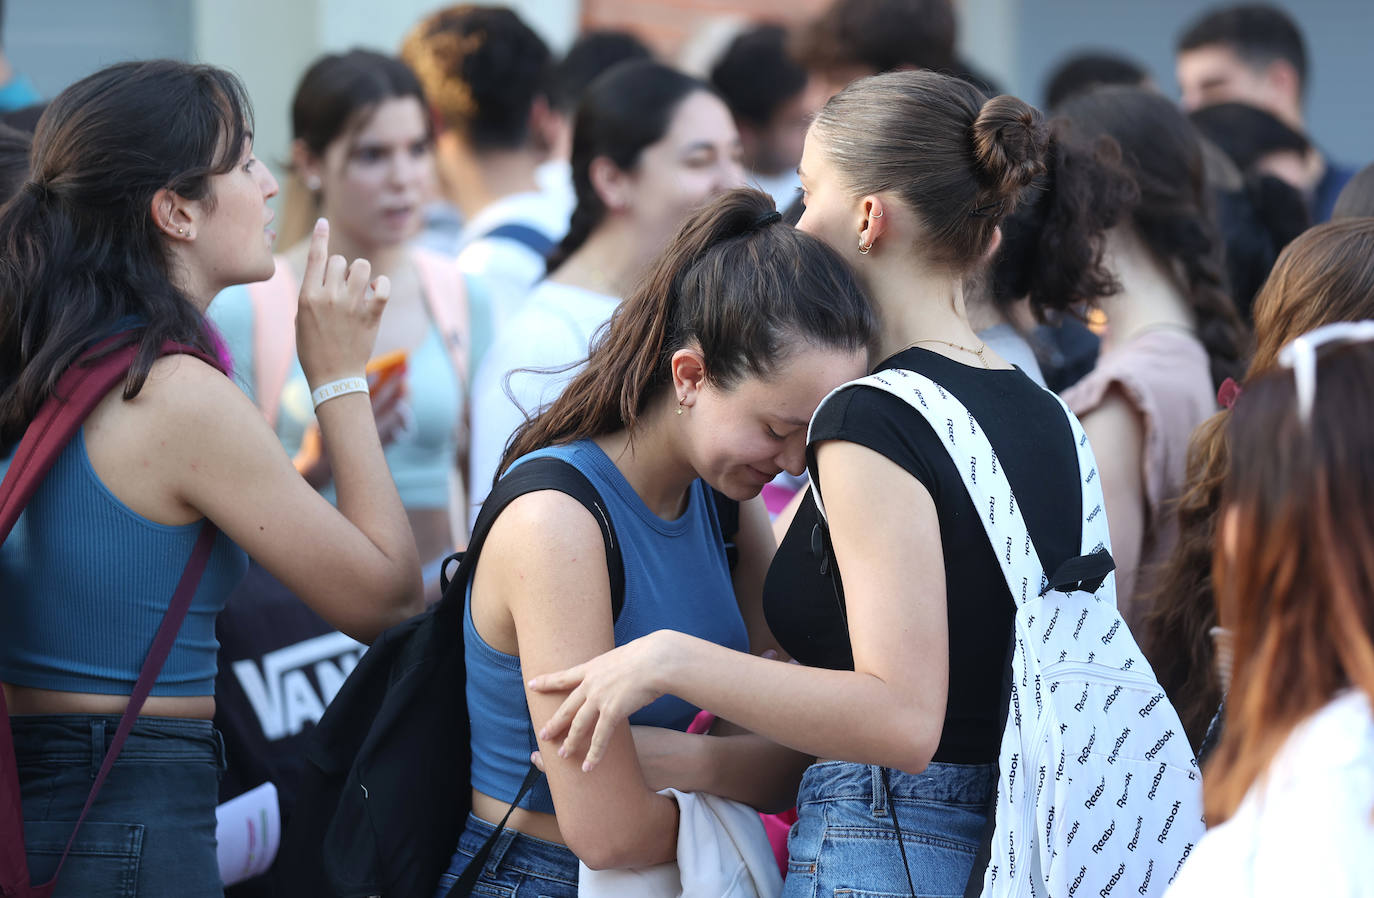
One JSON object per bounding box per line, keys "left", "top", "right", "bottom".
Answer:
{"left": 809, "top": 369, "right": 1205, "bottom": 898}
{"left": 576, "top": 789, "right": 782, "bottom": 898}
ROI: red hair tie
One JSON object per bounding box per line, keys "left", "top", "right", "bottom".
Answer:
{"left": 1217, "top": 377, "right": 1243, "bottom": 410}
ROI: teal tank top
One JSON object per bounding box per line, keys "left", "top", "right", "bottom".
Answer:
{"left": 0, "top": 430, "right": 248, "bottom": 696}
{"left": 464, "top": 440, "right": 750, "bottom": 813}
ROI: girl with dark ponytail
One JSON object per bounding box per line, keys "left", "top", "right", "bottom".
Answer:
{"left": 528, "top": 72, "right": 1109, "bottom": 896}
{"left": 435, "top": 187, "right": 873, "bottom": 895}
{"left": 468, "top": 60, "right": 745, "bottom": 509}
{"left": 1054, "top": 86, "right": 1249, "bottom": 632}
{"left": 0, "top": 61, "right": 422, "bottom": 895}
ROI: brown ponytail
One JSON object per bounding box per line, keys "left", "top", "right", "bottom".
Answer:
{"left": 497, "top": 188, "right": 875, "bottom": 481}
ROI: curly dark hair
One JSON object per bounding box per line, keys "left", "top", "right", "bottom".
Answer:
{"left": 1056, "top": 86, "right": 1248, "bottom": 390}
{"left": 989, "top": 124, "right": 1138, "bottom": 319}
{"left": 402, "top": 5, "right": 552, "bottom": 150}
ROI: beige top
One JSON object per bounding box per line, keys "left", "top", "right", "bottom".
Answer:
{"left": 1061, "top": 328, "right": 1217, "bottom": 627}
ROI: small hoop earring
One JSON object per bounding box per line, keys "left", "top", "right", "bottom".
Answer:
{"left": 871, "top": 208, "right": 883, "bottom": 218}
{"left": 858, "top": 239, "right": 872, "bottom": 255}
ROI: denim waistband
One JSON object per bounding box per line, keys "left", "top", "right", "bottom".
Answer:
{"left": 10, "top": 714, "right": 224, "bottom": 771}
{"left": 799, "top": 760, "right": 996, "bottom": 808}
{"left": 462, "top": 812, "right": 580, "bottom": 886}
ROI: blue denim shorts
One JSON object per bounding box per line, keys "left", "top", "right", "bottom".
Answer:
{"left": 14, "top": 714, "right": 226, "bottom": 898}
{"left": 783, "top": 760, "right": 994, "bottom": 898}
{"left": 434, "top": 813, "right": 580, "bottom": 898}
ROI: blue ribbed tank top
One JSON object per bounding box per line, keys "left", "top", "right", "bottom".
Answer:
{"left": 465, "top": 440, "right": 749, "bottom": 813}
{"left": 0, "top": 429, "right": 247, "bottom": 696}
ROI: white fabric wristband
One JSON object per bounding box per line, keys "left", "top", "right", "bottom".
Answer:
{"left": 310, "top": 376, "right": 370, "bottom": 410}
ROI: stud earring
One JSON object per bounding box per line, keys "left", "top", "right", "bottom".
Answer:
{"left": 177, "top": 227, "right": 186, "bottom": 236}
{"left": 306, "top": 175, "right": 322, "bottom": 192}
{"left": 677, "top": 399, "right": 686, "bottom": 415}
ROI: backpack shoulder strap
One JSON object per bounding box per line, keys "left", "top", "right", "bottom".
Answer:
{"left": 432, "top": 455, "right": 622, "bottom": 898}
{"left": 440, "top": 455, "right": 625, "bottom": 620}
{"left": 480, "top": 222, "right": 556, "bottom": 260}
{"left": 0, "top": 338, "right": 220, "bottom": 542}
{"left": 411, "top": 246, "right": 471, "bottom": 385}
{"left": 247, "top": 260, "right": 300, "bottom": 430}
{"left": 0, "top": 336, "right": 221, "bottom": 895}
{"left": 806, "top": 369, "right": 1115, "bottom": 607}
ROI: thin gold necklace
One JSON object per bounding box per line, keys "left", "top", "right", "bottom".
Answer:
{"left": 907, "top": 338, "right": 991, "bottom": 369}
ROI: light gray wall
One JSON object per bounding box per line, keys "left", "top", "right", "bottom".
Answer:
{"left": 1007, "top": 0, "right": 1374, "bottom": 168}
{"left": 5, "top": 0, "right": 193, "bottom": 99}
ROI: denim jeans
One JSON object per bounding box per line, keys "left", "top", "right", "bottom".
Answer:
{"left": 783, "top": 760, "right": 994, "bottom": 898}
{"left": 434, "top": 813, "right": 580, "bottom": 898}
{"left": 14, "top": 714, "right": 226, "bottom": 898}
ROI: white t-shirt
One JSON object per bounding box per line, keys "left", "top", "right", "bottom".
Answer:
{"left": 1166, "top": 690, "right": 1374, "bottom": 897}
{"left": 536, "top": 158, "right": 576, "bottom": 228}
{"left": 456, "top": 190, "right": 571, "bottom": 330}
{"left": 467, "top": 279, "right": 620, "bottom": 522}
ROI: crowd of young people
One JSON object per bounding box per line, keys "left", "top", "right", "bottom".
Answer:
{"left": 2, "top": 2, "right": 1372, "bottom": 896}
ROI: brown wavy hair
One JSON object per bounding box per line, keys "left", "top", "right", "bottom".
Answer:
{"left": 1204, "top": 341, "right": 1374, "bottom": 823}
{"left": 497, "top": 188, "right": 875, "bottom": 480}
{"left": 1143, "top": 217, "right": 1374, "bottom": 749}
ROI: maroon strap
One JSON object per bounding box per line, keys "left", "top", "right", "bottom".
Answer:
{"left": 0, "top": 337, "right": 222, "bottom": 897}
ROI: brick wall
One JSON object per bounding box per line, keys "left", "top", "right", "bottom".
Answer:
{"left": 581, "top": 0, "right": 829, "bottom": 66}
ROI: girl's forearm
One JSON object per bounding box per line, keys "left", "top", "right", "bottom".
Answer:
{"left": 698, "top": 733, "right": 812, "bottom": 813}
{"left": 657, "top": 631, "right": 940, "bottom": 774}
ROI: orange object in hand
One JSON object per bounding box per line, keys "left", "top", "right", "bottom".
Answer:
{"left": 365, "top": 349, "right": 408, "bottom": 390}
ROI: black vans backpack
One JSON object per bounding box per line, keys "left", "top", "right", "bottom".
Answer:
{"left": 276, "top": 457, "right": 626, "bottom": 898}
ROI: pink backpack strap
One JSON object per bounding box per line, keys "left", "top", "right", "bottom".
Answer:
{"left": 410, "top": 247, "right": 470, "bottom": 384}
{"left": 247, "top": 260, "right": 301, "bottom": 429}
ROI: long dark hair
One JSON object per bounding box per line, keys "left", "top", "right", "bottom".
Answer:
{"left": 545, "top": 60, "right": 710, "bottom": 273}
{"left": 0, "top": 123, "right": 31, "bottom": 204}
{"left": 1144, "top": 218, "right": 1374, "bottom": 749}
{"left": 500, "top": 188, "right": 875, "bottom": 479}
{"left": 279, "top": 49, "right": 430, "bottom": 248}
{"left": 0, "top": 60, "right": 252, "bottom": 448}
{"left": 1056, "top": 86, "right": 1247, "bottom": 389}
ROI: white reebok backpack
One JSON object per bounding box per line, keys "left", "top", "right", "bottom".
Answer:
{"left": 808, "top": 369, "right": 1205, "bottom": 898}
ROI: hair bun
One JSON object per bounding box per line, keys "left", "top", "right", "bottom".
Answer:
{"left": 970, "top": 95, "right": 1048, "bottom": 203}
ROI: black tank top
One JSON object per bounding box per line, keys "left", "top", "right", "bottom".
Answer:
{"left": 764, "top": 348, "right": 1083, "bottom": 763}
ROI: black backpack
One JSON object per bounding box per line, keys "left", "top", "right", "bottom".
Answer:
{"left": 276, "top": 457, "right": 626, "bottom": 898}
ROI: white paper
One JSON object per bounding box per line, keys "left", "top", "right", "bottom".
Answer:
{"left": 215, "top": 781, "right": 281, "bottom": 886}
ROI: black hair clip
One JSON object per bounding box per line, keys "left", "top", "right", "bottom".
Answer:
{"left": 750, "top": 209, "right": 783, "bottom": 231}
{"left": 969, "top": 199, "right": 1005, "bottom": 219}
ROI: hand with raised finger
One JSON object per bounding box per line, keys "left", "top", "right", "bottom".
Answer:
{"left": 529, "top": 630, "right": 674, "bottom": 772}
{"left": 294, "top": 217, "right": 393, "bottom": 390}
